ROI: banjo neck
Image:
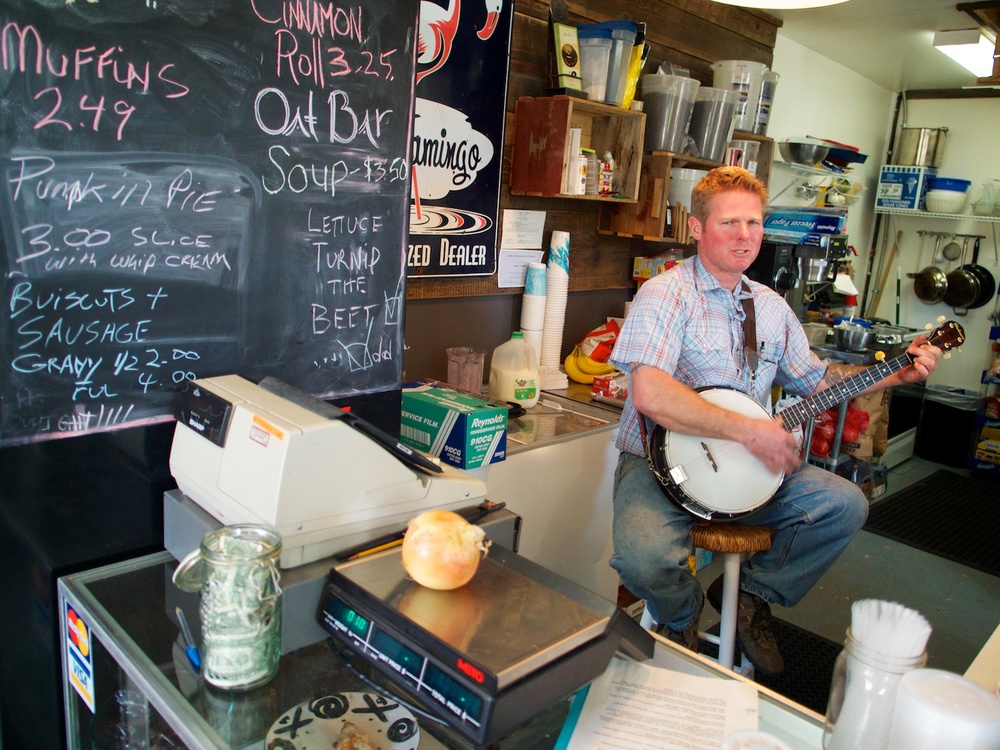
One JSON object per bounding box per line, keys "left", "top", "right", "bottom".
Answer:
{"left": 776, "top": 321, "right": 963, "bottom": 431}
{"left": 778, "top": 350, "right": 913, "bottom": 431}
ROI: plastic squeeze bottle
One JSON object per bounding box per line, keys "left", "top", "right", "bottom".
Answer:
{"left": 489, "top": 332, "right": 540, "bottom": 408}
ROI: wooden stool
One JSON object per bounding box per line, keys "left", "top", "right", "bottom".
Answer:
{"left": 692, "top": 523, "right": 775, "bottom": 672}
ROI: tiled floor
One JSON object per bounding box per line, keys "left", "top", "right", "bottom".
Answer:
{"left": 697, "top": 456, "right": 1000, "bottom": 677}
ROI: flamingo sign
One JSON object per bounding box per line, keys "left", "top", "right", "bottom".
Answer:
{"left": 406, "top": 0, "right": 512, "bottom": 278}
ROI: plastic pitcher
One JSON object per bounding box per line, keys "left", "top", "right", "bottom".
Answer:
{"left": 577, "top": 25, "right": 612, "bottom": 102}
{"left": 489, "top": 332, "right": 539, "bottom": 408}
{"left": 592, "top": 20, "right": 638, "bottom": 106}
{"left": 641, "top": 74, "right": 699, "bottom": 154}
{"left": 688, "top": 87, "right": 738, "bottom": 162}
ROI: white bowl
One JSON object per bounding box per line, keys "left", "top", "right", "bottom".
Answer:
{"left": 924, "top": 189, "right": 967, "bottom": 214}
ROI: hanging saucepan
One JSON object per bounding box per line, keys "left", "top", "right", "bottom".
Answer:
{"left": 943, "top": 237, "right": 980, "bottom": 312}
{"left": 961, "top": 237, "right": 996, "bottom": 310}
{"left": 910, "top": 264, "right": 948, "bottom": 303}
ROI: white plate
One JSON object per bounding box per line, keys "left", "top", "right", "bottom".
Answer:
{"left": 265, "top": 692, "right": 419, "bottom": 750}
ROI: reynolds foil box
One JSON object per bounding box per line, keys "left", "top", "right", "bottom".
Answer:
{"left": 763, "top": 208, "right": 847, "bottom": 242}
{"left": 400, "top": 382, "right": 507, "bottom": 469}
{"left": 876, "top": 165, "right": 937, "bottom": 210}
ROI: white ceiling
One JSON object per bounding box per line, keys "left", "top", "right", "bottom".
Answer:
{"left": 768, "top": 0, "right": 995, "bottom": 91}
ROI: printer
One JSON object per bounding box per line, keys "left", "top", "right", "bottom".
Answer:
{"left": 168, "top": 374, "right": 491, "bottom": 569}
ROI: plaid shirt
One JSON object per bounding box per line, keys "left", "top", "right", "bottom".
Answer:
{"left": 611, "top": 256, "right": 826, "bottom": 456}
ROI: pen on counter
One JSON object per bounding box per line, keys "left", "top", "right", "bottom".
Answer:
{"left": 334, "top": 500, "right": 508, "bottom": 562}
{"left": 175, "top": 607, "right": 202, "bottom": 673}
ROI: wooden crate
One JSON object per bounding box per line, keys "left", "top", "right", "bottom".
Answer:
{"left": 510, "top": 95, "right": 645, "bottom": 202}
{"left": 598, "top": 131, "right": 775, "bottom": 242}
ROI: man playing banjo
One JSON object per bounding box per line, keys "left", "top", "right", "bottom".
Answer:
{"left": 609, "top": 167, "right": 942, "bottom": 675}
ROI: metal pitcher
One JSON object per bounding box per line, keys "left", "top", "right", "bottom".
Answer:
{"left": 173, "top": 524, "right": 282, "bottom": 690}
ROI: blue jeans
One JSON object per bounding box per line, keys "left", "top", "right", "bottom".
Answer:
{"left": 610, "top": 452, "right": 868, "bottom": 632}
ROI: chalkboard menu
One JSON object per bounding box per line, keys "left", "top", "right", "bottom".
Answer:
{"left": 0, "top": 0, "right": 418, "bottom": 446}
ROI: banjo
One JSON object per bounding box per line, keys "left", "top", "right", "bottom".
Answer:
{"left": 644, "top": 321, "right": 965, "bottom": 521}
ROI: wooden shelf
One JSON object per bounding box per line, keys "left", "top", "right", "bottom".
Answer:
{"left": 598, "top": 131, "right": 774, "bottom": 242}
{"left": 510, "top": 96, "right": 645, "bottom": 202}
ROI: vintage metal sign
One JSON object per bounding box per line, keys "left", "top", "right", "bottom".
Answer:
{"left": 406, "top": 0, "right": 513, "bottom": 278}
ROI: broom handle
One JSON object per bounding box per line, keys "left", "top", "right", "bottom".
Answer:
{"left": 872, "top": 230, "right": 902, "bottom": 316}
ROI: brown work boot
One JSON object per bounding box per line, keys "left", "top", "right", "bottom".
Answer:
{"left": 653, "top": 594, "right": 703, "bottom": 653}
{"left": 707, "top": 575, "right": 784, "bottom": 675}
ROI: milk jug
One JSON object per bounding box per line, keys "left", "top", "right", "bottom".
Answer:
{"left": 489, "top": 332, "right": 539, "bottom": 408}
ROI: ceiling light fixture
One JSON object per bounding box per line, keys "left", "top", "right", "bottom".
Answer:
{"left": 933, "top": 29, "right": 997, "bottom": 78}
{"left": 708, "top": 0, "right": 849, "bottom": 9}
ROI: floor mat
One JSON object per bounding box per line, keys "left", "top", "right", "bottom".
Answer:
{"left": 702, "top": 618, "right": 842, "bottom": 716}
{"left": 864, "top": 469, "right": 1000, "bottom": 578}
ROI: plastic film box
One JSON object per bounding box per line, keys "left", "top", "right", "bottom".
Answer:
{"left": 400, "top": 383, "right": 507, "bottom": 469}
{"left": 876, "top": 166, "right": 937, "bottom": 210}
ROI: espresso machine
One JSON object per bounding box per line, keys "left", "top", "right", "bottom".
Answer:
{"left": 749, "top": 234, "right": 851, "bottom": 320}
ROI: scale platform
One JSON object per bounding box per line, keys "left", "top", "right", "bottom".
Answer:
{"left": 318, "top": 545, "right": 653, "bottom": 747}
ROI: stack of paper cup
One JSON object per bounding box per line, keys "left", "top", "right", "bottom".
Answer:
{"left": 540, "top": 231, "right": 570, "bottom": 389}
{"left": 888, "top": 669, "right": 1000, "bottom": 750}
{"left": 520, "top": 262, "right": 546, "bottom": 366}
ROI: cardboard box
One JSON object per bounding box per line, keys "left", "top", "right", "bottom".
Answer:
{"left": 552, "top": 23, "right": 582, "bottom": 90}
{"left": 876, "top": 165, "right": 937, "bottom": 210}
{"left": 692, "top": 547, "right": 713, "bottom": 572}
{"left": 400, "top": 382, "right": 507, "bottom": 469}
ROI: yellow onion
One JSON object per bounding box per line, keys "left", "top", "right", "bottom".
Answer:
{"left": 401, "top": 510, "right": 490, "bottom": 590}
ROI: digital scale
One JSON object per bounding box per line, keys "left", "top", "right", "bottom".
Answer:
{"left": 317, "top": 544, "right": 653, "bottom": 747}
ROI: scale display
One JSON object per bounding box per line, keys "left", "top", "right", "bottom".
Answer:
{"left": 317, "top": 545, "right": 646, "bottom": 746}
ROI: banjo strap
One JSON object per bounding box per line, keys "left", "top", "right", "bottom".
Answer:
{"left": 741, "top": 281, "right": 758, "bottom": 378}
{"left": 636, "top": 280, "right": 758, "bottom": 454}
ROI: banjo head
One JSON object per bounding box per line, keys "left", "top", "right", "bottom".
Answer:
{"left": 647, "top": 388, "right": 784, "bottom": 520}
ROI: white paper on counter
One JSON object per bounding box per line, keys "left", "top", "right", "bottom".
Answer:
{"left": 498, "top": 248, "right": 544, "bottom": 288}
{"left": 500, "top": 209, "right": 546, "bottom": 249}
{"left": 561, "top": 656, "right": 758, "bottom": 750}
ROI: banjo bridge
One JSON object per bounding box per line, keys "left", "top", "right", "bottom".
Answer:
{"left": 700, "top": 441, "right": 718, "bottom": 472}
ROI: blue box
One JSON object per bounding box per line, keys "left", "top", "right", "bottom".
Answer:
{"left": 763, "top": 208, "right": 847, "bottom": 245}
{"left": 876, "top": 166, "right": 937, "bottom": 210}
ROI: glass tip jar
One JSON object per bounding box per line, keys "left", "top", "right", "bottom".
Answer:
{"left": 173, "top": 524, "right": 283, "bottom": 691}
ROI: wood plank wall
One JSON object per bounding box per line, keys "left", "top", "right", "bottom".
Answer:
{"left": 407, "top": 0, "right": 780, "bottom": 301}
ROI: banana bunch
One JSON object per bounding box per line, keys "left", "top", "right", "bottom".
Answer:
{"left": 564, "top": 345, "right": 616, "bottom": 384}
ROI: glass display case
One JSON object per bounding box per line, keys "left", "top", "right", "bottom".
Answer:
{"left": 59, "top": 552, "right": 826, "bottom": 750}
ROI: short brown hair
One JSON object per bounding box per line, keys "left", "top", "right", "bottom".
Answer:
{"left": 690, "top": 166, "right": 768, "bottom": 222}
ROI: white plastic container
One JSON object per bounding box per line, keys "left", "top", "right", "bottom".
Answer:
{"left": 489, "top": 332, "right": 540, "bottom": 408}
{"left": 753, "top": 70, "right": 779, "bottom": 135}
{"left": 668, "top": 167, "right": 709, "bottom": 212}
{"left": 711, "top": 60, "right": 768, "bottom": 132}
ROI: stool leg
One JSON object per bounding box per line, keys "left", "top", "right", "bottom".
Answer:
{"left": 718, "top": 552, "right": 742, "bottom": 671}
